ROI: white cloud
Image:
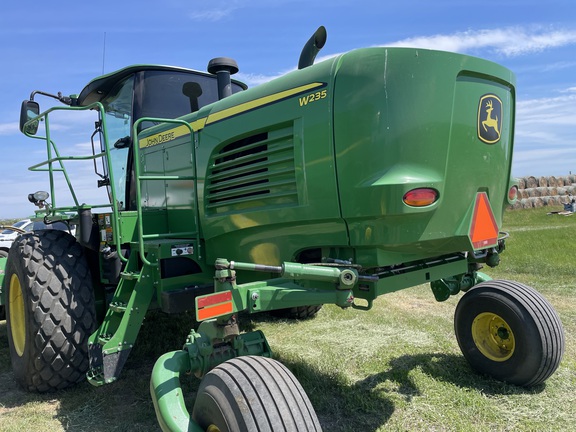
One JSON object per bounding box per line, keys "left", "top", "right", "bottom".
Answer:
{"left": 384, "top": 27, "right": 576, "bottom": 57}
{"left": 236, "top": 72, "right": 287, "bottom": 87}
{"left": 517, "top": 93, "right": 576, "bottom": 126}
{"left": 239, "top": 26, "right": 576, "bottom": 87}
{"left": 0, "top": 122, "right": 19, "bottom": 135}
{"left": 512, "top": 89, "right": 576, "bottom": 176}
{"left": 188, "top": 9, "right": 235, "bottom": 22}
{"left": 186, "top": 0, "right": 308, "bottom": 22}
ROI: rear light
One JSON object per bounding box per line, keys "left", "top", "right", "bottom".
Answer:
{"left": 403, "top": 188, "right": 439, "bottom": 207}
{"left": 508, "top": 186, "right": 518, "bottom": 201}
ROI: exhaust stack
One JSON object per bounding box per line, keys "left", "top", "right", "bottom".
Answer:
{"left": 298, "top": 26, "right": 327, "bottom": 69}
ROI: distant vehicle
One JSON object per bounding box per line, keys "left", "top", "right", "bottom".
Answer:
{"left": 0, "top": 219, "right": 73, "bottom": 257}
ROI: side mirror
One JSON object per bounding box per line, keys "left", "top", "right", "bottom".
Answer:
{"left": 19, "top": 100, "right": 40, "bottom": 135}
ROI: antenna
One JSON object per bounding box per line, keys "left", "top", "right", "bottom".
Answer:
{"left": 101, "top": 32, "right": 107, "bottom": 74}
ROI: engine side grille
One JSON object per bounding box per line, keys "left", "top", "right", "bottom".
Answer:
{"left": 205, "top": 124, "right": 298, "bottom": 214}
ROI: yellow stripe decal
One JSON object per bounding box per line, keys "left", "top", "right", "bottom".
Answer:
{"left": 204, "top": 82, "right": 325, "bottom": 125}
{"left": 139, "top": 82, "right": 325, "bottom": 148}
{"left": 190, "top": 117, "right": 208, "bottom": 132}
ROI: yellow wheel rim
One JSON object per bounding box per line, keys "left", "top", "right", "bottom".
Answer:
{"left": 471, "top": 312, "right": 515, "bottom": 362}
{"left": 9, "top": 273, "right": 26, "bottom": 357}
{"left": 206, "top": 426, "right": 221, "bottom": 432}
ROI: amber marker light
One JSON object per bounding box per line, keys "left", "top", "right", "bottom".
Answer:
{"left": 508, "top": 186, "right": 518, "bottom": 201}
{"left": 403, "top": 188, "right": 439, "bottom": 207}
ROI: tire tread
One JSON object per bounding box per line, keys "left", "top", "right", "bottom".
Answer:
{"left": 5, "top": 230, "right": 96, "bottom": 392}
{"left": 193, "top": 355, "right": 322, "bottom": 431}
{"left": 455, "top": 279, "right": 564, "bottom": 387}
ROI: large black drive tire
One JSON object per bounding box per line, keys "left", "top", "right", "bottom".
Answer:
{"left": 454, "top": 280, "right": 564, "bottom": 387}
{"left": 192, "top": 355, "right": 322, "bottom": 432}
{"left": 270, "top": 304, "right": 323, "bottom": 320}
{"left": 4, "top": 230, "right": 96, "bottom": 392}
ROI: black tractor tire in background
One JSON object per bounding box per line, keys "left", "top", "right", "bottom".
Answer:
{"left": 270, "top": 304, "right": 323, "bottom": 320}
{"left": 4, "top": 230, "right": 96, "bottom": 392}
{"left": 0, "top": 249, "right": 8, "bottom": 258}
{"left": 192, "top": 355, "right": 322, "bottom": 432}
{"left": 454, "top": 279, "right": 564, "bottom": 387}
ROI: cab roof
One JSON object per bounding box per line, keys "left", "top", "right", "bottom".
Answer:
{"left": 76, "top": 64, "right": 247, "bottom": 106}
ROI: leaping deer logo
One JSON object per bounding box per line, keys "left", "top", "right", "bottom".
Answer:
{"left": 482, "top": 100, "right": 500, "bottom": 137}
{"left": 477, "top": 95, "right": 503, "bottom": 144}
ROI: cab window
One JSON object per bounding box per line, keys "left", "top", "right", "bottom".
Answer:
{"left": 100, "top": 75, "right": 134, "bottom": 210}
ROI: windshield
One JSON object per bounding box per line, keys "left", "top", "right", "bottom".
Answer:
{"left": 100, "top": 76, "right": 134, "bottom": 210}
{"left": 135, "top": 70, "right": 244, "bottom": 131}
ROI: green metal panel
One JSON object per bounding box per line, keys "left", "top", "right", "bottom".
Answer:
{"left": 332, "top": 48, "right": 515, "bottom": 267}
{"left": 127, "top": 48, "right": 515, "bottom": 271}
{"left": 193, "top": 58, "right": 350, "bottom": 266}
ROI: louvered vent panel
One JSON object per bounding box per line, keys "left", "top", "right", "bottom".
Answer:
{"left": 205, "top": 125, "right": 298, "bottom": 214}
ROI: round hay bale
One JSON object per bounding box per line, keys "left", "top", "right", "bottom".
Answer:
{"left": 527, "top": 188, "right": 540, "bottom": 197}
{"left": 548, "top": 196, "right": 562, "bottom": 206}
{"left": 520, "top": 198, "right": 531, "bottom": 208}
{"left": 548, "top": 187, "right": 558, "bottom": 196}
{"left": 532, "top": 197, "right": 544, "bottom": 208}
{"left": 562, "top": 176, "right": 572, "bottom": 186}
{"left": 519, "top": 188, "right": 529, "bottom": 199}
{"left": 547, "top": 176, "right": 557, "bottom": 187}
{"left": 538, "top": 176, "right": 548, "bottom": 187}
{"left": 517, "top": 177, "right": 526, "bottom": 189}
{"left": 526, "top": 176, "right": 538, "bottom": 188}
{"left": 511, "top": 201, "right": 523, "bottom": 210}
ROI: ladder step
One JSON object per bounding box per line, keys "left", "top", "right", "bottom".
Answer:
{"left": 120, "top": 271, "right": 140, "bottom": 280}
{"left": 87, "top": 368, "right": 105, "bottom": 387}
{"left": 98, "top": 333, "right": 112, "bottom": 345}
{"left": 109, "top": 301, "right": 127, "bottom": 313}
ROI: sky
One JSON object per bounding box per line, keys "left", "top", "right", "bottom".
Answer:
{"left": 1, "top": 0, "right": 575, "bottom": 218}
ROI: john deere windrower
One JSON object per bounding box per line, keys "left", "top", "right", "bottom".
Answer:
{"left": 1, "top": 27, "right": 564, "bottom": 431}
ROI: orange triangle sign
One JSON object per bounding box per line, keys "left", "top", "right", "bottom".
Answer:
{"left": 469, "top": 192, "right": 499, "bottom": 249}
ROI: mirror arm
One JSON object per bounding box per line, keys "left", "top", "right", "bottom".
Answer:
{"left": 30, "top": 90, "right": 76, "bottom": 106}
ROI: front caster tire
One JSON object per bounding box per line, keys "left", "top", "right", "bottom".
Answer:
{"left": 192, "top": 356, "right": 322, "bottom": 432}
{"left": 454, "top": 280, "right": 564, "bottom": 387}
{"left": 4, "top": 230, "right": 96, "bottom": 392}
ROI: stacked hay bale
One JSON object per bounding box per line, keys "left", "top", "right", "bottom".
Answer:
{"left": 513, "top": 175, "right": 576, "bottom": 210}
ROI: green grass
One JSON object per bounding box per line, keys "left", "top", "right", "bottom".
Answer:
{"left": 1, "top": 208, "right": 575, "bottom": 431}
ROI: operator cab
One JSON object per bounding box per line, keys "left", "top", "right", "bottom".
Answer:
{"left": 75, "top": 65, "right": 247, "bottom": 210}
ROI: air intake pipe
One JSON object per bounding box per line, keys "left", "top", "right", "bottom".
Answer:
{"left": 298, "top": 26, "right": 327, "bottom": 69}
{"left": 207, "top": 57, "right": 239, "bottom": 100}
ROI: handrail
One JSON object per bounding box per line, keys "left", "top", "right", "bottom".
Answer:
{"left": 29, "top": 152, "right": 106, "bottom": 170}
{"left": 22, "top": 102, "right": 128, "bottom": 261}
{"left": 132, "top": 117, "right": 198, "bottom": 266}
{"left": 23, "top": 102, "right": 115, "bottom": 218}
{"left": 22, "top": 106, "right": 201, "bottom": 267}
